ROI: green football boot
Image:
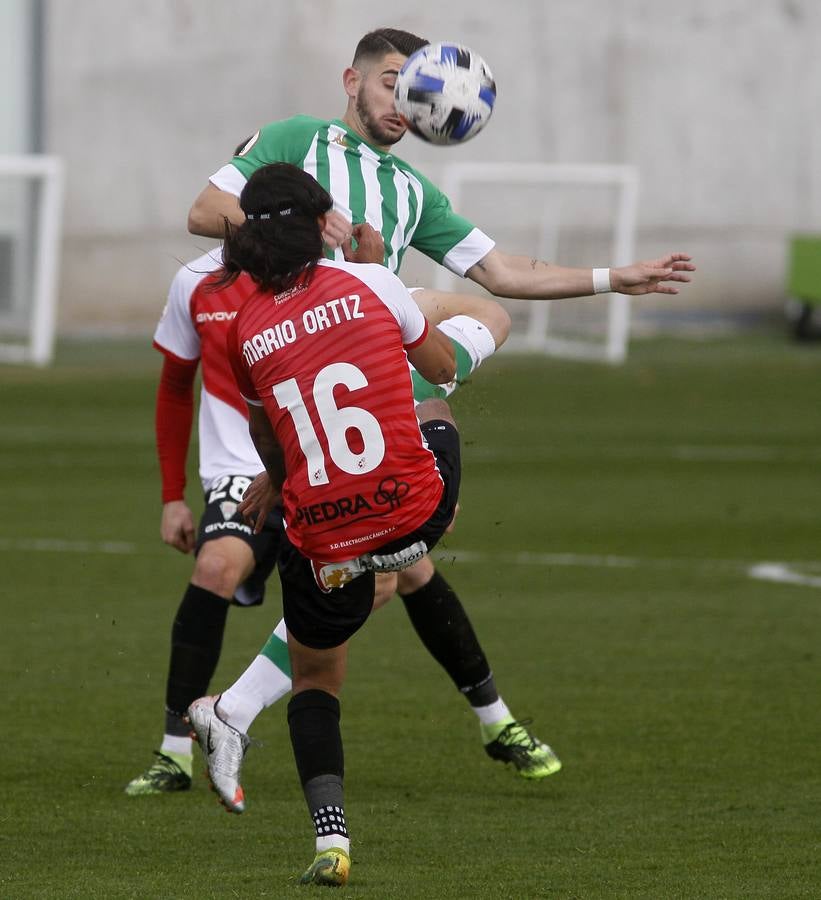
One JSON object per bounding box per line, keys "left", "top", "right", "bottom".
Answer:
{"left": 124, "top": 750, "right": 192, "bottom": 796}
{"left": 299, "top": 847, "right": 351, "bottom": 887}
{"left": 482, "top": 717, "right": 562, "bottom": 780}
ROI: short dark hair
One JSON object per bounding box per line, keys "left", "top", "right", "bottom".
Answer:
{"left": 352, "top": 28, "right": 428, "bottom": 66}
{"left": 216, "top": 163, "right": 333, "bottom": 295}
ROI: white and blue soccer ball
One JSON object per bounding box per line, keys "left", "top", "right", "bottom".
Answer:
{"left": 394, "top": 42, "right": 496, "bottom": 146}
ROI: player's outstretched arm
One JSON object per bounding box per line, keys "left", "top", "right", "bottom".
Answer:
{"left": 188, "top": 183, "right": 244, "bottom": 237}
{"left": 465, "top": 248, "right": 695, "bottom": 300}
{"left": 608, "top": 253, "right": 696, "bottom": 295}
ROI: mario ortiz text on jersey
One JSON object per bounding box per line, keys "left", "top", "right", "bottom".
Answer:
{"left": 241, "top": 288, "right": 365, "bottom": 366}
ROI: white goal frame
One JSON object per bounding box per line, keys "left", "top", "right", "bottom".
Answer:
{"left": 434, "top": 162, "right": 640, "bottom": 363}
{"left": 0, "top": 154, "right": 65, "bottom": 367}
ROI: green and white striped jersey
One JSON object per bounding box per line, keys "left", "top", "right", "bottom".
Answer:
{"left": 210, "top": 115, "right": 494, "bottom": 277}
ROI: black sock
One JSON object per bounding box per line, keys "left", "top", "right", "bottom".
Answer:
{"left": 288, "top": 690, "right": 348, "bottom": 842}
{"left": 164, "top": 583, "right": 230, "bottom": 735}
{"left": 400, "top": 570, "right": 499, "bottom": 706}
{"left": 288, "top": 689, "right": 344, "bottom": 785}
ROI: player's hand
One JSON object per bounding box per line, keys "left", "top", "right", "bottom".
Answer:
{"left": 611, "top": 253, "right": 696, "bottom": 295}
{"left": 342, "top": 223, "right": 385, "bottom": 264}
{"left": 321, "top": 210, "right": 354, "bottom": 250}
{"left": 161, "top": 500, "right": 196, "bottom": 554}
{"left": 237, "top": 472, "right": 281, "bottom": 535}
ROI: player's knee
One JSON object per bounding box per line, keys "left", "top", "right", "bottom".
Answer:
{"left": 191, "top": 543, "right": 247, "bottom": 597}
{"left": 397, "top": 554, "right": 436, "bottom": 595}
{"left": 372, "top": 572, "right": 398, "bottom": 611}
{"left": 484, "top": 300, "right": 511, "bottom": 349}
{"left": 289, "top": 643, "right": 347, "bottom": 696}
{"left": 416, "top": 397, "right": 455, "bottom": 428}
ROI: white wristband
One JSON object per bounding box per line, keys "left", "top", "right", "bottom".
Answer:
{"left": 592, "top": 267, "right": 612, "bottom": 294}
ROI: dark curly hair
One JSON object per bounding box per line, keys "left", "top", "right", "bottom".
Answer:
{"left": 215, "top": 163, "right": 333, "bottom": 295}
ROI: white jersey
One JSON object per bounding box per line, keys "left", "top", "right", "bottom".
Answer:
{"left": 153, "top": 249, "right": 264, "bottom": 490}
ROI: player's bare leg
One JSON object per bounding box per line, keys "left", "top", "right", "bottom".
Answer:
{"left": 412, "top": 288, "right": 511, "bottom": 350}
{"left": 371, "top": 572, "right": 399, "bottom": 611}
{"left": 409, "top": 300, "right": 504, "bottom": 405}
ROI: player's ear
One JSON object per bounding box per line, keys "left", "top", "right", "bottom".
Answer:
{"left": 342, "top": 66, "right": 361, "bottom": 99}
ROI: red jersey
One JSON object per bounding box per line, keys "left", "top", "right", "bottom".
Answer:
{"left": 227, "top": 258, "right": 443, "bottom": 562}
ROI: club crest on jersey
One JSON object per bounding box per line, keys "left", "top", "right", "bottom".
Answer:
{"left": 373, "top": 476, "right": 410, "bottom": 510}
{"left": 322, "top": 564, "right": 356, "bottom": 589}
{"left": 220, "top": 501, "right": 238, "bottom": 521}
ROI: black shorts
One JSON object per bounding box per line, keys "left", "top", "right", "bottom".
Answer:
{"left": 279, "top": 533, "right": 376, "bottom": 650}
{"left": 280, "top": 419, "right": 460, "bottom": 649}
{"left": 376, "top": 418, "right": 461, "bottom": 557}
{"left": 195, "top": 474, "right": 283, "bottom": 607}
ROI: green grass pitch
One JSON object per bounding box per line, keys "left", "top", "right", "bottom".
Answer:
{"left": 1, "top": 335, "right": 820, "bottom": 898}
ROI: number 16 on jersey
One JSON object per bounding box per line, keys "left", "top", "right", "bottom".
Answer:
{"left": 273, "top": 362, "right": 386, "bottom": 487}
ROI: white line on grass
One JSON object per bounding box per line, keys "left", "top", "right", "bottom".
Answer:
{"left": 2, "top": 537, "right": 820, "bottom": 590}
{"left": 0, "top": 424, "right": 152, "bottom": 444}
{"left": 747, "top": 563, "right": 821, "bottom": 589}
{"left": 433, "top": 549, "right": 821, "bottom": 590}
{"left": 463, "top": 445, "right": 821, "bottom": 464}
{"left": 0, "top": 537, "right": 139, "bottom": 554}
{"left": 673, "top": 446, "right": 789, "bottom": 462}
{"left": 433, "top": 549, "right": 730, "bottom": 572}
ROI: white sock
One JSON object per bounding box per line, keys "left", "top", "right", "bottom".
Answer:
{"left": 218, "top": 652, "right": 292, "bottom": 733}
{"left": 471, "top": 698, "right": 511, "bottom": 726}
{"left": 317, "top": 834, "right": 350, "bottom": 854}
{"left": 160, "top": 734, "right": 192, "bottom": 756}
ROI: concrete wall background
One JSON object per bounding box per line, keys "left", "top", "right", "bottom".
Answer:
{"left": 45, "top": 0, "right": 821, "bottom": 333}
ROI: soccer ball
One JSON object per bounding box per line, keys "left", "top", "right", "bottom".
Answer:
{"left": 394, "top": 42, "right": 496, "bottom": 145}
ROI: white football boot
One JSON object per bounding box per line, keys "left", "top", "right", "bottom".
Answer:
{"left": 186, "top": 695, "right": 250, "bottom": 813}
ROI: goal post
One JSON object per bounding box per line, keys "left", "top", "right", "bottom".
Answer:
{"left": 434, "top": 162, "right": 640, "bottom": 363}
{"left": 0, "top": 154, "right": 65, "bottom": 367}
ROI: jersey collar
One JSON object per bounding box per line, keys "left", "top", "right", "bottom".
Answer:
{"left": 331, "top": 118, "right": 392, "bottom": 159}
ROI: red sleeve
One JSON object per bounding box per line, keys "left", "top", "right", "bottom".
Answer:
{"left": 404, "top": 317, "right": 429, "bottom": 350}
{"left": 155, "top": 349, "right": 198, "bottom": 503}
{"left": 226, "top": 317, "right": 260, "bottom": 403}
